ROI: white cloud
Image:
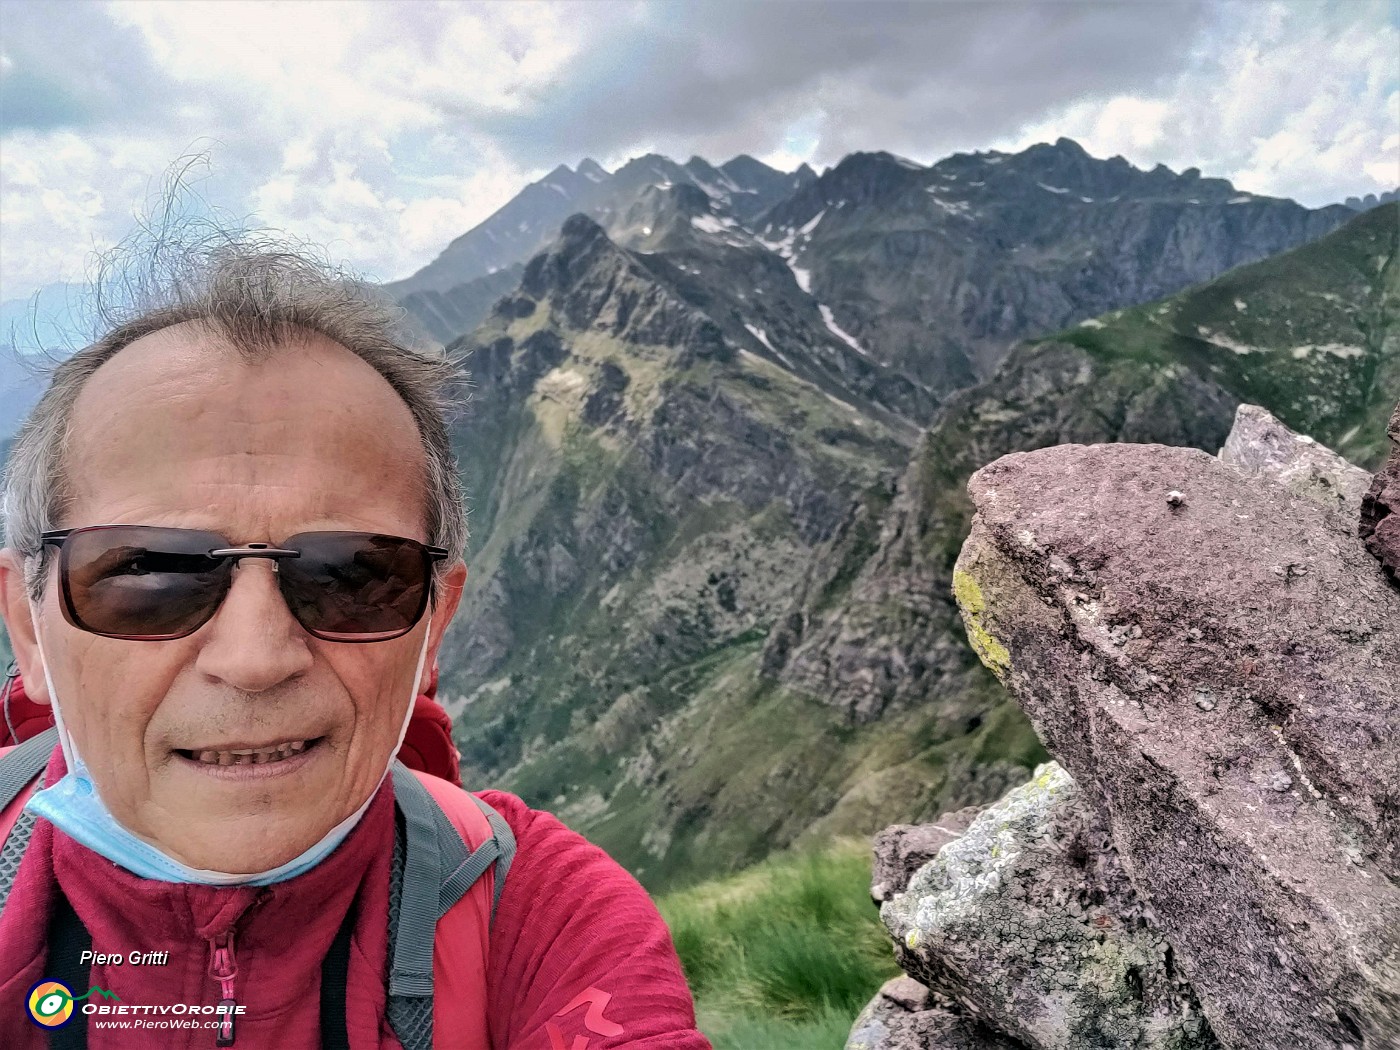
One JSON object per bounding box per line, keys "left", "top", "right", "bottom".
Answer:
{"left": 0, "top": 0, "right": 1394, "bottom": 304}
{"left": 998, "top": 1, "right": 1398, "bottom": 206}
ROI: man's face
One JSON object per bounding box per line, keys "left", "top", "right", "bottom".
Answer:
{"left": 0, "top": 323, "right": 466, "bottom": 872}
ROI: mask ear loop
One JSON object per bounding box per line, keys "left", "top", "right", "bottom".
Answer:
{"left": 2, "top": 659, "right": 19, "bottom": 746}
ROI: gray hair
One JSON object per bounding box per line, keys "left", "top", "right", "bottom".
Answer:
{"left": 2, "top": 221, "right": 470, "bottom": 610}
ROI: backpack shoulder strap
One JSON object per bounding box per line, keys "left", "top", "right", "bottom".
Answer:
{"left": 0, "top": 726, "right": 58, "bottom": 915}
{"left": 386, "top": 761, "right": 515, "bottom": 1050}
{"left": 0, "top": 725, "right": 58, "bottom": 812}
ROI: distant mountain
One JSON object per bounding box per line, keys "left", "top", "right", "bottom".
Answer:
{"left": 0, "top": 282, "right": 90, "bottom": 441}
{"left": 0, "top": 348, "right": 54, "bottom": 443}
{"left": 385, "top": 154, "right": 815, "bottom": 301}
{"left": 396, "top": 139, "right": 1355, "bottom": 417}
{"left": 385, "top": 155, "right": 818, "bottom": 342}
{"left": 1341, "top": 188, "right": 1400, "bottom": 211}
{"left": 753, "top": 137, "right": 1355, "bottom": 396}
{"left": 763, "top": 201, "right": 1396, "bottom": 775}
{"left": 429, "top": 150, "right": 1389, "bottom": 890}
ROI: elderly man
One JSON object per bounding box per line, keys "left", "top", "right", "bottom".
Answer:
{"left": 0, "top": 242, "right": 709, "bottom": 1048}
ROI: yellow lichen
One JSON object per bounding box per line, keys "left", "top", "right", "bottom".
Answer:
{"left": 953, "top": 568, "right": 1011, "bottom": 678}
{"left": 905, "top": 929, "right": 920, "bottom": 949}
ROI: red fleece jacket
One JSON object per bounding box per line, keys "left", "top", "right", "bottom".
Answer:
{"left": 0, "top": 746, "right": 711, "bottom": 1049}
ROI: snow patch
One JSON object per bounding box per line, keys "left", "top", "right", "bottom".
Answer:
{"left": 1234, "top": 299, "right": 1247, "bottom": 312}
{"left": 744, "top": 323, "right": 775, "bottom": 351}
{"left": 1196, "top": 326, "right": 1263, "bottom": 355}
{"left": 799, "top": 209, "right": 826, "bottom": 237}
{"left": 691, "top": 213, "right": 737, "bottom": 234}
{"left": 1078, "top": 318, "right": 1105, "bottom": 329}
{"left": 924, "top": 190, "right": 972, "bottom": 216}
{"left": 1227, "top": 195, "right": 1253, "bottom": 204}
{"left": 744, "top": 324, "right": 795, "bottom": 367}
{"left": 1037, "top": 183, "right": 1070, "bottom": 195}
{"left": 818, "top": 304, "right": 869, "bottom": 356}
{"left": 544, "top": 182, "right": 571, "bottom": 199}
{"left": 1290, "top": 343, "right": 1366, "bottom": 359}
{"left": 758, "top": 228, "right": 813, "bottom": 294}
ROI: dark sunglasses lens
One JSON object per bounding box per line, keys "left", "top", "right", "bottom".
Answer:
{"left": 64, "top": 527, "right": 230, "bottom": 639}
{"left": 278, "top": 533, "right": 429, "bottom": 640}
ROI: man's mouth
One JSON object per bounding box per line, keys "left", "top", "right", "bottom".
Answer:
{"left": 174, "top": 737, "right": 324, "bottom": 767}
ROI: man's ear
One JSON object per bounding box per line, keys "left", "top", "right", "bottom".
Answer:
{"left": 420, "top": 561, "right": 466, "bottom": 696}
{"left": 0, "top": 547, "right": 50, "bottom": 706}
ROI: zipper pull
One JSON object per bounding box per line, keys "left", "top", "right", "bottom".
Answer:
{"left": 208, "top": 931, "right": 239, "bottom": 1047}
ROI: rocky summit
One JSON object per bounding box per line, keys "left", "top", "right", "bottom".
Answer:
{"left": 856, "top": 403, "right": 1400, "bottom": 1049}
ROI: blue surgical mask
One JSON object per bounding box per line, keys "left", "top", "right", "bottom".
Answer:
{"left": 23, "top": 602, "right": 433, "bottom": 885}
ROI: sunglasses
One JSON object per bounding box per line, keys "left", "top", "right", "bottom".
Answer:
{"left": 40, "top": 524, "right": 450, "bottom": 642}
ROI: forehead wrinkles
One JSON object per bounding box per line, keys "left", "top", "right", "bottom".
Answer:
{"left": 61, "top": 325, "right": 427, "bottom": 529}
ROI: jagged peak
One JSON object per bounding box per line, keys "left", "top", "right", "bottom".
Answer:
{"left": 577, "top": 157, "right": 609, "bottom": 177}
{"left": 615, "top": 152, "right": 682, "bottom": 177}
{"left": 558, "top": 212, "right": 611, "bottom": 245}
{"left": 720, "top": 153, "right": 780, "bottom": 181}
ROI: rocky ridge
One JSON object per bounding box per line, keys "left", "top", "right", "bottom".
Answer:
{"left": 851, "top": 402, "right": 1400, "bottom": 1049}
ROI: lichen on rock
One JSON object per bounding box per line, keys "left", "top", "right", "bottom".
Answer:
{"left": 880, "top": 764, "right": 1217, "bottom": 1050}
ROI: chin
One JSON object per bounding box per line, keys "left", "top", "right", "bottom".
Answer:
{"left": 160, "top": 830, "right": 320, "bottom": 875}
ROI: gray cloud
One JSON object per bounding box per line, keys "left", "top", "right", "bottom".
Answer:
{"left": 0, "top": 0, "right": 171, "bottom": 133}
{"left": 0, "top": 0, "right": 1392, "bottom": 298}
{"left": 462, "top": 0, "right": 1213, "bottom": 168}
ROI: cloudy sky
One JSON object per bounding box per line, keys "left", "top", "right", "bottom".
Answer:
{"left": 1, "top": 0, "right": 1396, "bottom": 310}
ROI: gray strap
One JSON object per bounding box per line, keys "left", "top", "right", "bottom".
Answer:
{"left": 0, "top": 726, "right": 58, "bottom": 810}
{"left": 386, "top": 769, "right": 516, "bottom": 1050}
{"left": 389, "top": 761, "right": 469, "bottom": 997}
{"left": 0, "top": 809, "right": 38, "bottom": 915}
{"left": 0, "top": 727, "right": 57, "bottom": 918}
{"left": 470, "top": 794, "right": 516, "bottom": 924}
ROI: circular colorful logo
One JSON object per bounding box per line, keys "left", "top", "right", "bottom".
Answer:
{"left": 27, "top": 980, "right": 75, "bottom": 1029}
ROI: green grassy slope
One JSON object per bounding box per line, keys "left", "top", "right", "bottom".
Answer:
{"left": 1057, "top": 202, "right": 1398, "bottom": 470}
{"left": 656, "top": 835, "right": 900, "bottom": 1050}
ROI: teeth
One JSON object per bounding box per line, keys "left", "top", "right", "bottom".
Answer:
{"left": 192, "top": 740, "right": 310, "bottom": 766}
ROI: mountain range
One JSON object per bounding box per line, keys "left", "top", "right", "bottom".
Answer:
{"left": 0, "top": 141, "right": 1393, "bottom": 894}
{"left": 399, "top": 139, "right": 1391, "bottom": 889}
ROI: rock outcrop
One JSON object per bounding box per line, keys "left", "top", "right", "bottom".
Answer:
{"left": 855, "top": 404, "right": 1400, "bottom": 1050}
{"left": 881, "top": 765, "right": 1217, "bottom": 1049}
{"left": 1360, "top": 403, "right": 1400, "bottom": 582}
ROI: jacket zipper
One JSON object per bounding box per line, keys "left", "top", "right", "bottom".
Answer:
{"left": 209, "top": 931, "right": 239, "bottom": 1047}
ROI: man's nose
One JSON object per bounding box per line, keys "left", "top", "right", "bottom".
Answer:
{"left": 194, "top": 556, "right": 313, "bottom": 692}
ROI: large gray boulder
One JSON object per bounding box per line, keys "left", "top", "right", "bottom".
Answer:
{"left": 880, "top": 763, "right": 1218, "bottom": 1050}
{"left": 1218, "top": 403, "right": 1373, "bottom": 527}
{"left": 950, "top": 407, "right": 1400, "bottom": 1048}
